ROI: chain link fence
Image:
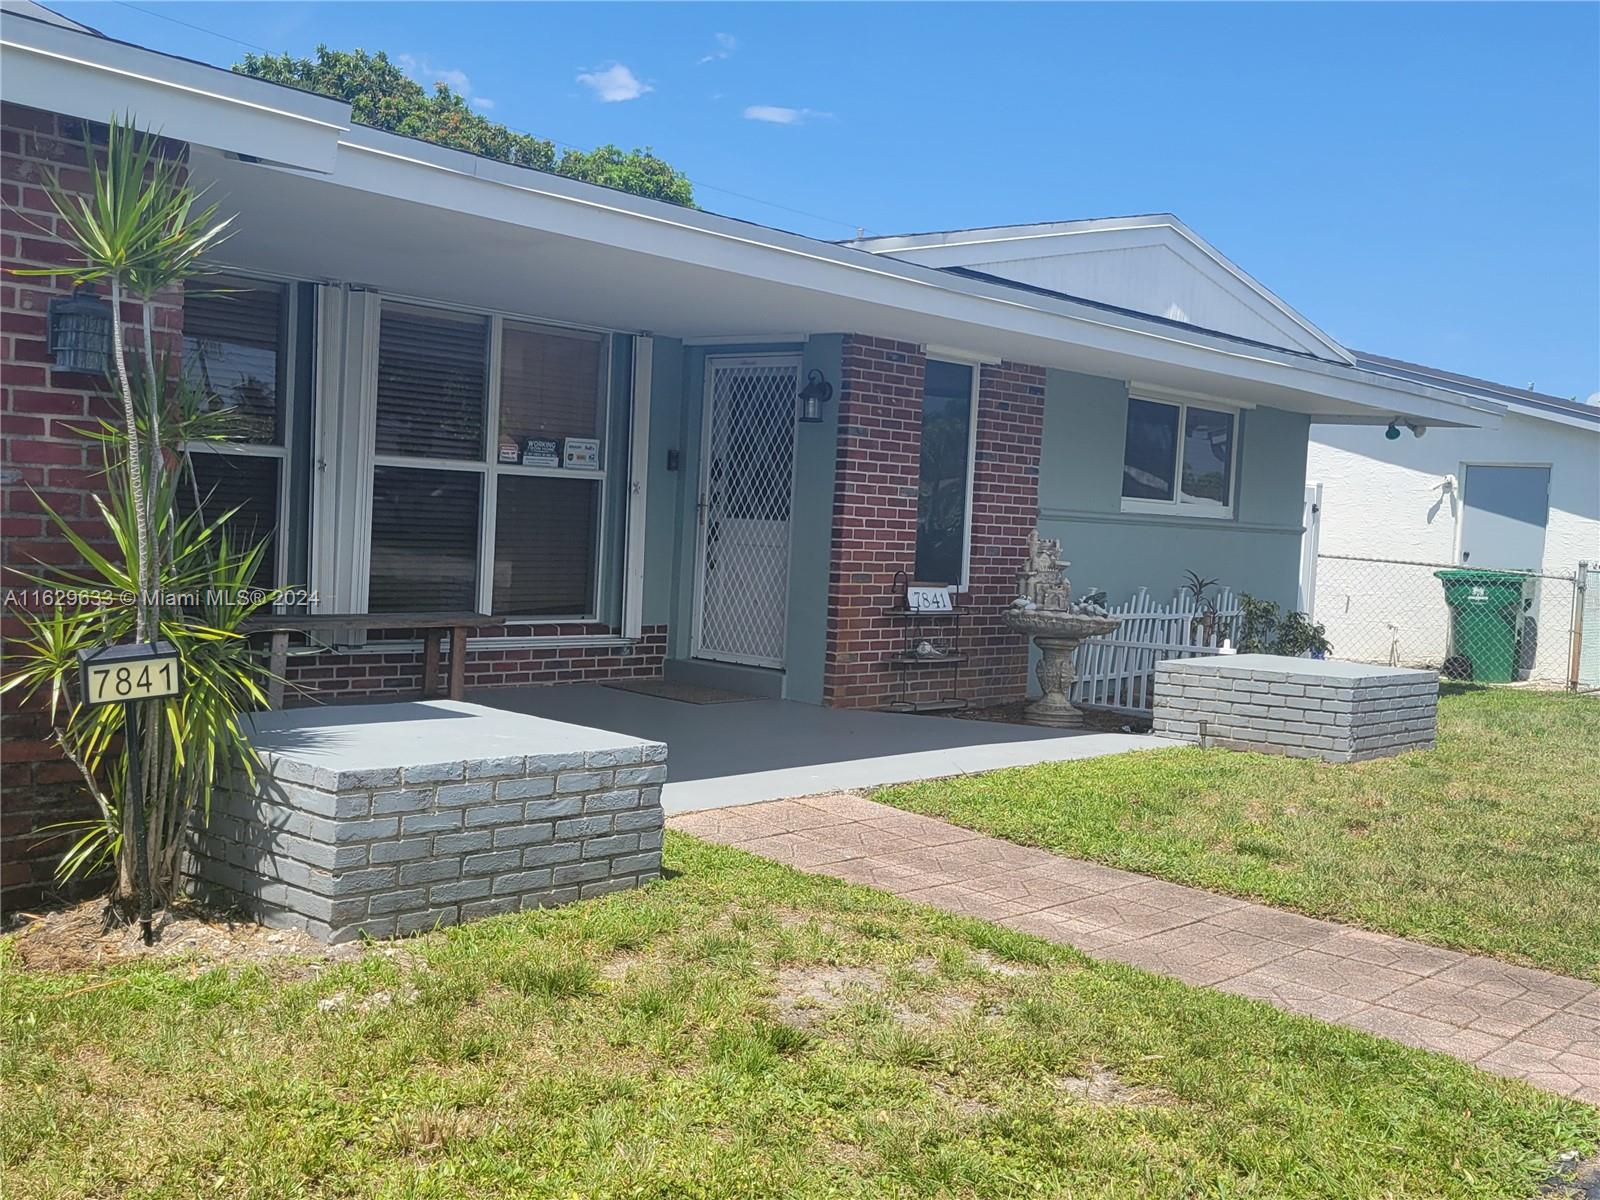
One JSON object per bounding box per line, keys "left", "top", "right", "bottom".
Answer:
{"left": 1312, "top": 554, "right": 1596, "bottom": 690}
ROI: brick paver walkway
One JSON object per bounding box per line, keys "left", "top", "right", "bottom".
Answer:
{"left": 670, "top": 793, "right": 1600, "bottom": 1105}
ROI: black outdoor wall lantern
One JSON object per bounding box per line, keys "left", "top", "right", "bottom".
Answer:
{"left": 48, "top": 287, "right": 114, "bottom": 375}
{"left": 797, "top": 368, "right": 833, "bottom": 423}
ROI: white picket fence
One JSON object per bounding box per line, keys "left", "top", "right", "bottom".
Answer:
{"left": 1071, "top": 588, "right": 1241, "bottom": 714}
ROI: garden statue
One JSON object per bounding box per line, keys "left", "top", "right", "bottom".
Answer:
{"left": 1004, "top": 531, "right": 1120, "bottom": 727}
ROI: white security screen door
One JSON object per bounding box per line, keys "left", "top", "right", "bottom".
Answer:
{"left": 692, "top": 355, "right": 801, "bottom": 667}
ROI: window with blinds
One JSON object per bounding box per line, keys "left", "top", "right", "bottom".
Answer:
{"left": 375, "top": 307, "right": 488, "bottom": 461}
{"left": 364, "top": 300, "right": 611, "bottom": 619}
{"left": 369, "top": 466, "right": 481, "bottom": 612}
{"left": 179, "top": 275, "right": 296, "bottom": 590}
{"left": 177, "top": 451, "right": 280, "bottom": 587}
{"left": 499, "top": 322, "right": 602, "bottom": 448}
{"left": 182, "top": 278, "right": 286, "bottom": 445}
{"left": 493, "top": 476, "right": 599, "bottom": 616}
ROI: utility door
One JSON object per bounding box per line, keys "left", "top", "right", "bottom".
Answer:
{"left": 1459, "top": 464, "right": 1551, "bottom": 570}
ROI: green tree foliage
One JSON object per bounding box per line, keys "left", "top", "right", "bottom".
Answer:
{"left": 235, "top": 47, "right": 694, "bottom": 206}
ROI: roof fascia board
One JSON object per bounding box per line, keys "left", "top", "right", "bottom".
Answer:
{"left": 267, "top": 129, "right": 1500, "bottom": 429}
{"left": 1355, "top": 359, "right": 1599, "bottom": 432}
{"left": 1429, "top": 396, "right": 1595, "bottom": 433}
{"left": 847, "top": 214, "right": 1176, "bottom": 251}
{"left": 1485, "top": 405, "right": 1598, "bottom": 433}
{"left": 0, "top": 16, "right": 349, "bottom": 172}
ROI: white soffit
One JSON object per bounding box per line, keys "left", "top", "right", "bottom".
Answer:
{"left": 849, "top": 216, "right": 1354, "bottom": 365}
{"left": 0, "top": 12, "right": 348, "bottom": 172}
{"left": 187, "top": 138, "right": 1500, "bottom": 429}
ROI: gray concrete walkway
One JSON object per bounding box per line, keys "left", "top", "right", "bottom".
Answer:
{"left": 477, "top": 684, "right": 1172, "bottom": 814}
{"left": 670, "top": 793, "right": 1600, "bottom": 1105}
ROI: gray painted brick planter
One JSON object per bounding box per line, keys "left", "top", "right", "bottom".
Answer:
{"left": 1152, "top": 655, "right": 1437, "bottom": 763}
{"left": 189, "top": 701, "right": 666, "bottom": 942}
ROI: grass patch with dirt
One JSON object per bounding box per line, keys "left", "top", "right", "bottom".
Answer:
{"left": 4, "top": 833, "right": 1596, "bottom": 1198}
{"left": 876, "top": 685, "right": 1600, "bottom": 980}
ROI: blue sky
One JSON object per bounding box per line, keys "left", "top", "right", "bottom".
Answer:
{"left": 51, "top": 1, "right": 1600, "bottom": 400}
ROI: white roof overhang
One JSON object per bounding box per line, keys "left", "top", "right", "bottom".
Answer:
{"left": 199, "top": 133, "right": 1500, "bottom": 429}
{"left": 2, "top": 14, "right": 1501, "bottom": 431}
{"left": 0, "top": 11, "right": 348, "bottom": 172}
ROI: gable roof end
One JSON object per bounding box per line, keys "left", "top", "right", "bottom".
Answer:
{"left": 847, "top": 215, "right": 1356, "bottom": 366}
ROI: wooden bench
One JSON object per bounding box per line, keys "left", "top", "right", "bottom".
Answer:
{"left": 242, "top": 613, "right": 508, "bottom": 708}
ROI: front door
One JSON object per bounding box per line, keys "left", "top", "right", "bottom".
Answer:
{"left": 692, "top": 355, "right": 801, "bottom": 667}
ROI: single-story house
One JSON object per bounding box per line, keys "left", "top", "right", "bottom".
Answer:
{"left": 1304, "top": 356, "right": 1599, "bottom": 684}
{"left": 1, "top": 6, "right": 1502, "bottom": 900}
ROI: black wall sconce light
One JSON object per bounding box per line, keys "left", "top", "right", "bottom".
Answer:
{"left": 48, "top": 287, "right": 114, "bottom": 375}
{"left": 797, "top": 368, "right": 833, "bottom": 423}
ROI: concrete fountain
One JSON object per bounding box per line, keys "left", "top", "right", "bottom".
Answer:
{"left": 1004, "top": 531, "right": 1120, "bottom": 728}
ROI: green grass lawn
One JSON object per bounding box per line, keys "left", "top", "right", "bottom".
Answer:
{"left": 877, "top": 685, "right": 1600, "bottom": 980}
{"left": 5, "top": 835, "right": 1597, "bottom": 1199}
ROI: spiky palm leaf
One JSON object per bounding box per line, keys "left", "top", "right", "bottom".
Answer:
{"left": 3, "top": 116, "right": 253, "bottom": 911}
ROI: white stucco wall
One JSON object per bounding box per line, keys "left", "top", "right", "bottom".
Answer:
{"left": 1306, "top": 409, "right": 1600, "bottom": 681}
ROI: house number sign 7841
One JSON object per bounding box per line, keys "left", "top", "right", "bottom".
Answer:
{"left": 78, "top": 641, "right": 183, "bottom": 705}
{"left": 76, "top": 640, "right": 182, "bottom": 946}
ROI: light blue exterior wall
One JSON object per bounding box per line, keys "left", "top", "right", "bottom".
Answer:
{"left": 785, "top": 335, "right": 844, "bottom": 703}
{"left": 596, "top": 334, "right": 636, "bottom": 628}
{"left": 635, "top": 337, "right": 842, "bottom": 700}
{"left": 640, "top": 336, "right": 685, "bottom": 628}
{"left": 1038, "top": 368, "right": 1309, "bottom": 611}
{"left": 633, "top": 351, "right": 1310, "bottom": 705}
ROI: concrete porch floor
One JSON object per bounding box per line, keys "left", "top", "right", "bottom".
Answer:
{"left": 471, "top": 684, "right": 1177, "bottom": 814}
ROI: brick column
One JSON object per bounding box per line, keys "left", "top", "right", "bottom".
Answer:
{"left": 822, "top": 336, "right": 924, "bottom": 707}
{"left": 821, "top": 336, "right": 1045, "bottom": 711}
{"left": 963, "top": 361, "right": 1046, "bottom": 706}
{"left": 2, "top": 103, "right": 186, "bottom": 907}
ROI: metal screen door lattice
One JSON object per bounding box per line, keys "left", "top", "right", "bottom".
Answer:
{"left": 693, "top": 357, "right": 801, "bottom": 667}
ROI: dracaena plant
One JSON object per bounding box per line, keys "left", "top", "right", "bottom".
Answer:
{"left": 2, "top": 115, "right": 278, "bottom": 917}
{"left": 3, "top": 457, "right": 279, "bottom": 900}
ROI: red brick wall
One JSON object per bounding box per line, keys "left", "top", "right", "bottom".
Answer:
{"left": 822, "top": 336, "right": 1044, "bottom": 710}
{"left": 2, "top": 103, "right": 187, "bottom": 908}
{"left": 0, "top": 102, "right": 669, "bottom": 908}
{"left": 278, "top": 624, "right": 667, "bottom": 703}
{"left": 823, "top": 336, "right": 924, "bottom": 707}
{"left": 964, "top": 360, "right": 1047, "bottom": 704}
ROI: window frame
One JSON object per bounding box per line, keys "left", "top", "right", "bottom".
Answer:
{"left": 366, "top": 298, "right": 612, "bottom": 622}
{"left": 1119, "top": 394, "right": 1241, "bottom": 520}
{"left": 914, "top": 357, "right": 981, "bottom": 591}
{"left": 181, "top": 276, "right": 296, "bottom": 591}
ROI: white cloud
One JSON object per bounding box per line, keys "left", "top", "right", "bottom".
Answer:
{"left": 697, "top": 32, "right": 737, "bottom": 65}
{"left": 396, "top": 53, "right": 473, "bottom": 97}
{"left": 472, "top": 97, "right": 496, "bottom": 111}
{"left": 577, "top": 63, "right": 652, "bottom": 102}
{"left": 743, "top": 104, "right": 829, "bottom": 125}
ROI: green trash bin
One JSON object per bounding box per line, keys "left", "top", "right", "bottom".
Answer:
{"left": 1434, "top": 568, "right": 1526, "bottom": 682}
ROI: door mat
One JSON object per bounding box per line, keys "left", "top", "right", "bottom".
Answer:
{"left": 602, "top": 680, "right": 756, "bottom": 705}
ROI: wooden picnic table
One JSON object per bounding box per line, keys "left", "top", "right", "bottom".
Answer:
{"left": 242, "top": 612, "right": 507, "bottom": 707}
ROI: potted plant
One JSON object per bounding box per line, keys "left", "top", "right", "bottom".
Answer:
{"left": 1182, "top": 571, "right": 1223, "bottom": 643}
